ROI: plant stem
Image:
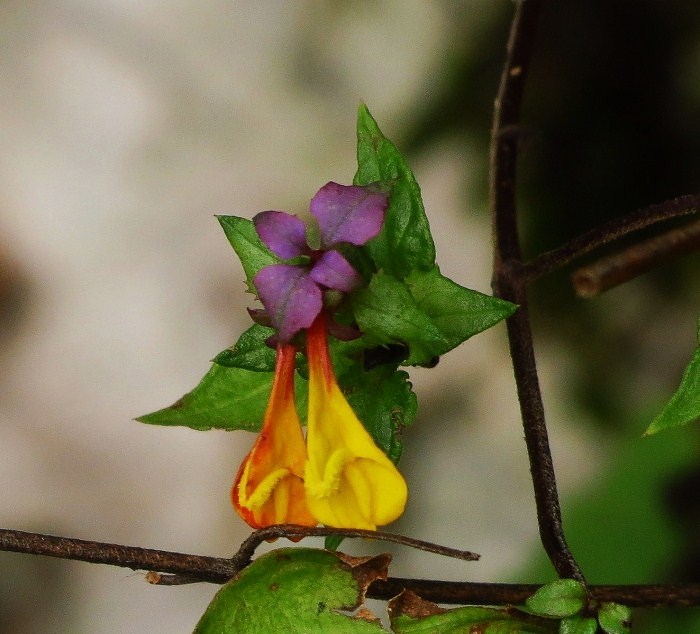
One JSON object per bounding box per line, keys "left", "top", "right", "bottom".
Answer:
{"left": 490, "top": 0, "right": 584, "bottom": 583}
{"left": 572, "top": 217, "right": 700, "bottom": 297}
{"left": 523, "top": 194, "right": 700, "bottom": 282}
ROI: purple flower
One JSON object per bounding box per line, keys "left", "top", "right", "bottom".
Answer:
{"left": 252, "top": 182, "right": 388, "bottom": 342}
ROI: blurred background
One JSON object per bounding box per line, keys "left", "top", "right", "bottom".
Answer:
{"left": 0, "top": 1, "right": 698, "bottom": 631}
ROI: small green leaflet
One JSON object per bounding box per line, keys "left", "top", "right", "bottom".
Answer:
{"left": 523, "top": 579, "right": 586, "bottom": 619}
{"left": 644, "top": 317, "right": 700, "bottom": 435}
{"left": 194, "top": 548, "right": 388, "bottom": 633}
{"left": 597, "top": 603, "right": 631, "bottom": 634}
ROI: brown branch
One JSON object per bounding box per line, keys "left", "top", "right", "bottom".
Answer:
{"left": 572, "top": 217, "right": 700, "bottom": 297}
{"left": 523, "top": 193, "right": 700, "bottom": 282}
{"left": 3, "top": 526, "right": 700, "bottom": 607}
{"left": 0, "top": 528, "right": 236, "bottom": 583}
{"left": 489, "top": 0, "right": 584, "bottom": 582}
{"left": 0, "top": 526, "right": 477, "bottom": 587}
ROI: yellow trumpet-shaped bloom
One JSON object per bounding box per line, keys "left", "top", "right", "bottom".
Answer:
{"left": 232, "top": 343, "right": 317, "bottom": 529}
{"left": 303, "top": 314, "right": 408, "bottom": 529}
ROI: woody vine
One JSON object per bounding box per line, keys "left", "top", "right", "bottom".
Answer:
{"left": 3, "top": 2, "right": 700, "bottom": 632}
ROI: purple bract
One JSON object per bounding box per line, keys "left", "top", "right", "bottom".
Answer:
{"left": 252, "top": 182, "right": 388, "bottom": 342}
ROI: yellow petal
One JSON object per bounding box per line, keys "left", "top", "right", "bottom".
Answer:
{"left": 304, "top": 315, "right": 408, "bottom": 529}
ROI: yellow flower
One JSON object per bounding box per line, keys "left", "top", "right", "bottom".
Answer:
{"left": 232, "top": 343, "right": 317, "bottom": 529}
{"left": 303, "top": 314, "right": 408, "bottom": 529}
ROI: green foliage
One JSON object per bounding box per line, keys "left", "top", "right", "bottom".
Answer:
{"left": 644, "top": 317, "right": 700, "bottom": 435}
{"left": 194, "top": 548, "right": 387, "bottom": 633}
{"left": 352, "top": 267, "right": 516, "bottom": 366}
{"left": 354, "top": 103, "right": 435, "bottom": 277}
{"left": 597, "top": 603, "right": 632, "bottom": 634}
{"left": 214, "top": 324, "right": 278, "bottom": 372}
{"left": 137, "top": 364, "right": 308, "bottom": 432}
{"left": 351, "top": 271, "right": 448, "bottom": 365}
{"left": 342, "top": 364, "right": 416, "bottom": 464}
{"left": 524, "top": 579, "right": 586, "bottom": 619}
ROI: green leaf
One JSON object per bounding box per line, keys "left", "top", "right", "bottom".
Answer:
{"left": 137, "top": 363, "right": 273, "bottom": 431}
{"left": 559, "top": 615, "right": 598, "bottom": 634}
{"left": 137, "top": 363, "right": 309, "bottom": 432}
{"left": 644, "top": 318, "right": 700, "bottom": 435}
{"left": 217, "top": 215, "right": 278, "bottom": 291}
{"left": 351, "top": 268, "right": 516, "bottom": 366}
{"left": 354, "top": 104, "right": 435, "bottom": 278}
{"left": 406, "top": 266, "right": 517, "bottom": 355}
{"left": 214, "top": 324, "right": 277, "bottom": 372}
{"left": 597, "top": 603, "right": 631, "bottom": 634}
{"left": 194, "top": 548, "right": 389, "bottom": 633}
{"left": 351, "top": 271, "right": 449, "bottom": 365}
{"left": 524, "top": 580, "right": 586, "bottom": 619}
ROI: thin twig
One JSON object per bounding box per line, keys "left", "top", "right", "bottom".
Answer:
{"left": 490, "top": 0, "right": 584, "bottom": 582}
{"left": 572, "top": 217, "right": 700, "bottom": 297}
{"left": 231, "top": 525, "right": 479, "bottom": 570}
{"left": 524, "top": 194, "right": 700, "bottom": 282}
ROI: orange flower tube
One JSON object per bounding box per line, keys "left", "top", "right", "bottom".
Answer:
{"left": 232, "top": 343, "right": 316, "bottom": 528}
{"left": 304, "top": 314, "right": 408, "bottom": 530}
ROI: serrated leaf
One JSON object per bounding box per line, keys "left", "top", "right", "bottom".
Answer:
{"left": 351, "top": 268, "right": 515, "bottom": 366}
{"left": 351, "top": 272, "right": 448, "bottom": 365}
{"left": 389, "top": 591, "right": 555, "bottom": 633}
{"left": 354, "top": 104, "right": 435, "bottom": 278}
{"left": 645, "top": 319, "right": 700, "bottom": 434}
{"left": 559, "top": 615, "right": 598, "bottom": 634}
{"left": 406, "top": 266, "right": 517, "bottom": 355}
{"left": 217, "top": 215, "right": 279, "bottom": 291}
{"left": 137, "top": 364, "right": 273, "bottom": 431}
{"left": 213, "top": 324, "right": 277, "bottom": 372}
{"left": 194, "top": 548, "right": 389, "bottom": 633}
{"left": 137, "top": 363, "right": 308, "bottom": 432}
{"left": 597, "top": 603, "right": 631, "bottom": 634}
{"left": 524, "top": 580, "right": 586, "bottom": 619}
